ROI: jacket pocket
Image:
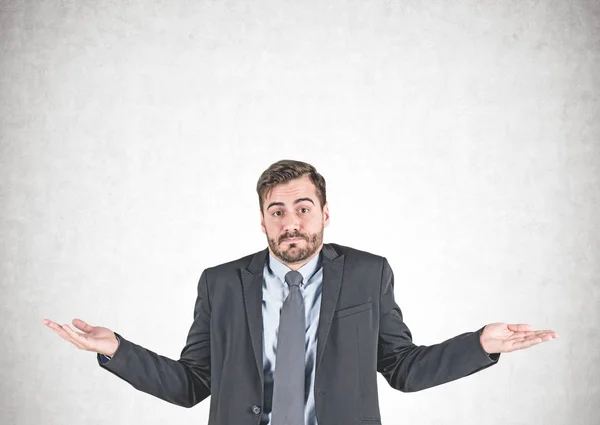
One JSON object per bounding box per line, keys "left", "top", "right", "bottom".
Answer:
{"left": 333, "top": 301, "right": 372, "bottom": 319}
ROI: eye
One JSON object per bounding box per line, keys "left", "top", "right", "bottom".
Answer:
{"left": 299, "top": 207, "right": 309, "bottom": 213}
{"left": 272, "top": 211, "right": 283, "bottom": 217}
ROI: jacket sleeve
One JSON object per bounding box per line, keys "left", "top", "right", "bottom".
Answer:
{"left": 376, "top": 258, "right": 499, "bottom": 392}
{"left": 97, "top": 269, "right": 212, "bottom": 407}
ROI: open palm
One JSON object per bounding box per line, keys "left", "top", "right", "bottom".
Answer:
{"left": 42, "top": 318, "right": 119, "bottom": 356}
{"left": 480, "top": 322, "right": 558, "bottom": 354}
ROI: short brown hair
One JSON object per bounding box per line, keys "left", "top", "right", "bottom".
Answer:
{"left": 256, "top": 159, "right": 327, "bottom": 214}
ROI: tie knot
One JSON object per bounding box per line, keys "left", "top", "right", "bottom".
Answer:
{"left": 284, "top": 270, "right": 303, "bottom": 287}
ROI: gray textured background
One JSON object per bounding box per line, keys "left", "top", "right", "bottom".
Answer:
{"left": 1, "top": 1, "right": 598, "bottom": 424}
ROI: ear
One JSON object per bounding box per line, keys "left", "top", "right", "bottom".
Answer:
{"left": 260, "top": 210, "right": 266, "bottom": 234}
{"left": 323, "top": 202, "right": 330, "bottom": 228}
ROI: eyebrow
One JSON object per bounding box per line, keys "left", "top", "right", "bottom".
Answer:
{"left": 267, "top": 197, "right": 315, "bottom": 210}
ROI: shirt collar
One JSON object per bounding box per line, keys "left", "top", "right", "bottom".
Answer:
{"left": 267, "top": 249, "right": 323, "bottom": 286}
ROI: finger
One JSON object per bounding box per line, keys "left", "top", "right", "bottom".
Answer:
{"left": 43, "top": 319, "right": 64, "bottom": 328}
{"left": 62, "top": 324, "right": 90, "bottom": 350}
{"left": 537, "top": 332, "right": 558, "bottom": 341}
{"left": 511, "top": 332, "right": 558, "bottom": 350}
{"left": 530, "top": 330, "right": 559, "bottom": 339}
{"left": 46, "top": 322, "right": 84, "bottom": 348}
{"left": 72, "top": 318, "right": 94, "bottom": 334}
{"left": 510, "top": 337, "right": 543, "bottom": 351}
{"left": 61, "top": 327, "right": 87, "bottom": 350}
{"left": 58, "top": 324, "right": 87, "bottom": 349}
{"left": 506, "top": 330, "right": 556, "bottom": 340}
{"left": 507, "top": 324, "right": 532, "bottom": 332}
{"left": 45, "top": 320, "right": 70, "bottom": 339}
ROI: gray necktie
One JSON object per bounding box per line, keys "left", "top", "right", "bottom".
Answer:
{"left": 271, "top": 270, "right": 305, "bottom": 425}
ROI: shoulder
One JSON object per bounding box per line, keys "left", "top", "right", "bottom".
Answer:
{"left": 203, "top": 250, "right": 262, "bottom": 276}
{"left": 326, "top": 242, "right": 387, "bottom": 267}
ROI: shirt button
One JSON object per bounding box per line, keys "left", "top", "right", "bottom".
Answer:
{"left": 251, "top": 405, "right": 261, "bottom": 415}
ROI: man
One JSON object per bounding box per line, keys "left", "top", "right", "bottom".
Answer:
{"left": 43, "top": 159, "right": 558, "bottom": 425}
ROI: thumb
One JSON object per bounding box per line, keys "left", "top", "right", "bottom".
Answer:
{"left": 507, "top": 323, "right": 532, "bottom": 332}
{"left": 72, "top": 318, "right": 94, "bottom": 333}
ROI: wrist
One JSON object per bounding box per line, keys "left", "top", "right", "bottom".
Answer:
{"left": 105, "top": 333, "right": 121, "bottom": 357}
{"left": 479, "top": 327, "right": 488, "bottom": 353}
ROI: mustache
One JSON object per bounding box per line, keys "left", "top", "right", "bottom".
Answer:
{"left": 279, "top": 233, "right": 308, "bottom": 243}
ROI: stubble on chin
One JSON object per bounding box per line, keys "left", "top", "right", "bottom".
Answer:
{"left": 267, "top": 232, "right": 322, "bottom": 264}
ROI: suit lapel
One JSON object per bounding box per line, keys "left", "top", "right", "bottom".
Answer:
{"left": 240, "top": 244, "right": 345, "bottom": 387}
{"left": 241, "top": 247, "right": 269, "bottom": 387}
{"left": 316, "top": 244, "right": 345, "bottom": 373}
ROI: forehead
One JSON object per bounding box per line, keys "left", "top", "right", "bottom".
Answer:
{"left": 265, "top": 175, "right": 317, "bottom": 202}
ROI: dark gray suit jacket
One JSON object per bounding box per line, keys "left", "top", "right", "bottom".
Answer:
{"left": 98, "top": 243, "right": 499, "bottom": 424}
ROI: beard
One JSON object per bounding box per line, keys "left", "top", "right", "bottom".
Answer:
{"left": 267, "top": 225, "right": 324, "bottom": 264}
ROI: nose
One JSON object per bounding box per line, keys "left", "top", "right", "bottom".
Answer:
{"left": 281, "top": 212, "right": 300, "bottom": 233}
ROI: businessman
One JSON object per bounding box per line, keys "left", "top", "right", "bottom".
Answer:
{"left": 43, "top": 159, "right": 558, "bottom": 425}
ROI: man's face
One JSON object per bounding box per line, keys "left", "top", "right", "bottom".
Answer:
{"left": 260, "top": 174, "right": 330, "bottom": 266}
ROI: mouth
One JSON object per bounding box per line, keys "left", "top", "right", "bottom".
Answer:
{"left": 281, "top": 237, "right": 305, "bottom": 243}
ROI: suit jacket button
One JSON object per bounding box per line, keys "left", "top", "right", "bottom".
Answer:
{"left": 251, "top": 405, "right": 261, "bottom": 415}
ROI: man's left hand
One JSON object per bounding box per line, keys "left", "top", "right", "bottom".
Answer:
{"left": 480, "top": 323, "right": 559, "bottom": 354}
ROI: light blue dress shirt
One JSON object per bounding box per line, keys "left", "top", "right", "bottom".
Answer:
{"left": 261, "top": 251, "right": 323, "bottom": 425}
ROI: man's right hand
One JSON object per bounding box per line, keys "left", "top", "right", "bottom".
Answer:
{"left": 42, "top": 318, "right": 119, "bottom": 357}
